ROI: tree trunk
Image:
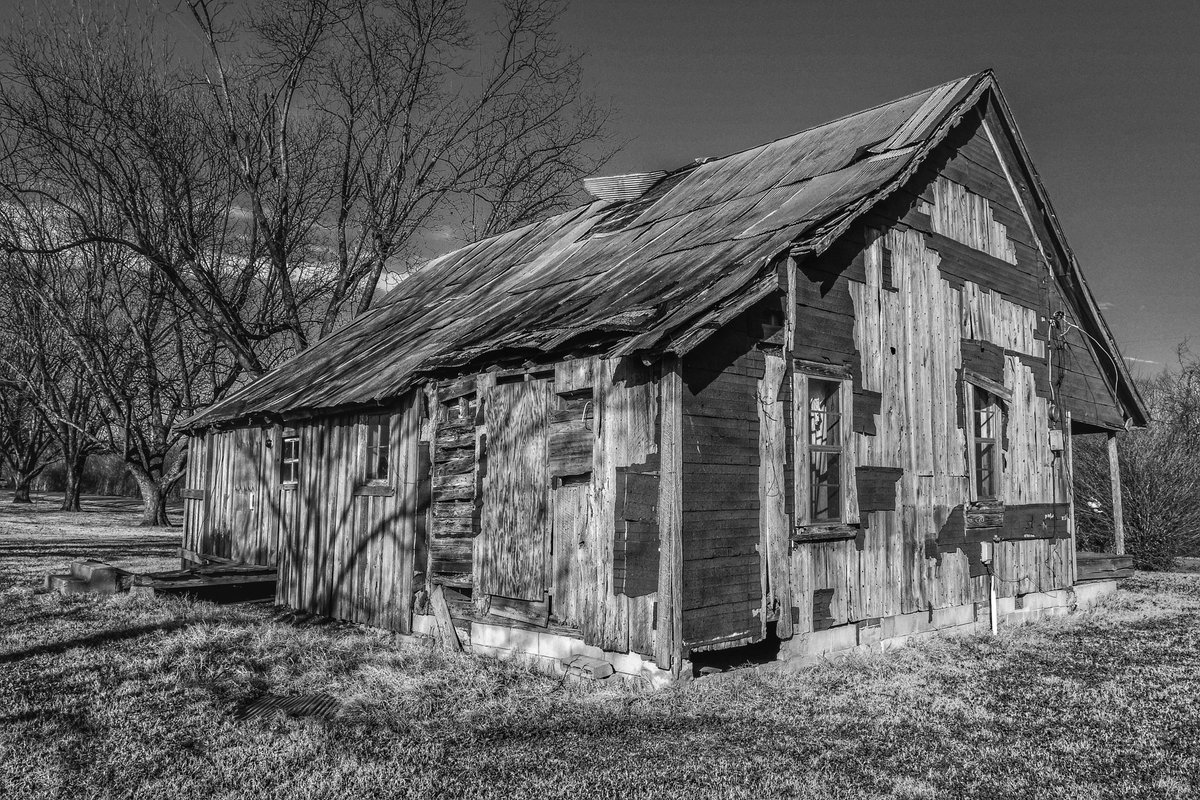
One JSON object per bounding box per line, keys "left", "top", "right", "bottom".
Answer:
{"left": 12, "top": 474, "right": 32, "bottom": 503}
{"left": 130, "top": 467, "right": 171, "bottom": 527}
{"left": 61, "top": 452, "right": 87, "bottom": 512}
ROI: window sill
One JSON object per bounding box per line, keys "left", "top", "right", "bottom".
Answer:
{"left": 791, "top": 523, "right": 859, "bottom": 543}
{"left": 354, "top": 484, "right": 395, "bottom": 497}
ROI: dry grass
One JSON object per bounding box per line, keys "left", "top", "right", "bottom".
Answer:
{"left": 3, "top": 498, "right": 1200, "bottom": 799}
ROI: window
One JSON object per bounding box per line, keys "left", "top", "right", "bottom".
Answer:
{"left": 795, "top": 369, "right": 853, "bottom": 526}
{"left": 280, "top": 435, "right": 300, "bottom": 485}
{"left": 806, "top": 378, "right": 843, "bottom": 521}
{"left": 969, "top": 386, "right": 1002, "bottom": 500}
{"left": 364, "top": 416, "right": 390, "bottom": 483}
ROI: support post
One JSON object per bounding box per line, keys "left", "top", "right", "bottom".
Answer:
{"left": 655, "top": 355, "right": 684, "bottom": 675}
{"left": 1064, "top": 412, "right": 1077, "bottom": 584}
{"left": 1108, "top": 432, "right": 1124, "bottom": 555}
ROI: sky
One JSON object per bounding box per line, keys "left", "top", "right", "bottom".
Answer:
{"left": 554, "top": 0, "right": 1200, "bottom": 373}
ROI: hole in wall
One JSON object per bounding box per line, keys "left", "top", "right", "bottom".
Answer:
{"left": 690, "top": 623, "right": 782, "bottom": 677}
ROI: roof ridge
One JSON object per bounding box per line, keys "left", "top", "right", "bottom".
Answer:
{"left": 680, "top": 70, "right": 991, "bottom": 171}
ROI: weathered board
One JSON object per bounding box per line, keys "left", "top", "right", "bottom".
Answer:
{"left": 480, "top": 380, "right": 552, "bottom": 601}
{"left": 681, "top": 314, "right": 765, "bottom": 650}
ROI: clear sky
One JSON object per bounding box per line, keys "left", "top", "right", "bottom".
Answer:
{"left": 556, "top": 0, "right": 1200, "bottom": 373}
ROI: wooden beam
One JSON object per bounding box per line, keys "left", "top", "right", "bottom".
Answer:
{"left": 429, "top": 584, "right": 462, "bottom": 652}
{"left": 1108, "top": 432, "right": 1125, "bottom": 555}
{"left": 655, "top": 355, "right": 684, "bottom": 675}
{"left": 758, "top": 350, "right": 789, "bottom": 640}
{"left": 1065, "top": 411, "right": 1077, "bottom": 584}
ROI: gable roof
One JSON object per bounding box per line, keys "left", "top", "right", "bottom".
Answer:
{"left": 184, "top": 71, "right": 1146, "bottom": 431}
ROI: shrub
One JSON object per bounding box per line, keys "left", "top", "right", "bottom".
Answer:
{"left": 1074, "top": 349, "right": 1200, "bottom": 569}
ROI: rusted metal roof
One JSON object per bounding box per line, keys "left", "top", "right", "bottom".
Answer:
{"left": 185, "top": 72, "right": 995, "bottom": 430}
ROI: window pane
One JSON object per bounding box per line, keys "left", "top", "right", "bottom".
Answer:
{"left": 975, "top": 442, "right": 995, "bottom": 497}
{"left": 973, "top": 388, "right": 996, "bottom": 439}
{"left": 808, "top": 379, "right": 841, "bottom": 446}
{"left": 810, "top": 452, "right": 841, "bottom": 521}
{"left": 975, "top": 407, "right": 995, "bottom": 439}
{"left": 281, "top": 437, "right": 299, "bottom": 484}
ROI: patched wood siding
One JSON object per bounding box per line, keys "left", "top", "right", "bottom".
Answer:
{"left": 784, "top": 109, "right": 1079, "bottom": 636}
{"left": 413, "top": 357, "right": 661, "bottom": 659}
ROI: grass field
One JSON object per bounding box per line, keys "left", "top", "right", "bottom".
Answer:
{"left": 2, "top": 497, "right": 1199, "bottom": 799}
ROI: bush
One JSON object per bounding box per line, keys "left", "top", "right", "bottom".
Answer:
{"left": 1074, "top": 350, "right": 1200, "bottom": 569}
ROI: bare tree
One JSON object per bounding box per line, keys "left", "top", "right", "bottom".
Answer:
{"left": 0, "top": 0, "right": 611, "bottom": 365}
{"left": 0, "top": 255, "right": 108, "bottom": 511}
{"left": 0, "top": 4, "right": 298, "bottom": 377}
{"left": 1074, "top": 347, "right": 1200, "bottom": 569}
{"left": 189, "top": 0, "right": 612, "bottom": 339}
{"left": 0, "top": 377, "right": 55, "bottom": 503}
{"left": 0, "top": 0, "right": 610, "bottom": 523}
{"left": 0, "top": 209, "right": 239, "bottom": 525}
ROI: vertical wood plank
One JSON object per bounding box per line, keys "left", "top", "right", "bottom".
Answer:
{"left": 655, "top": 355, "right": 684, "bottom": 674}
{"left": 1065, "top": 411, "right": 1077, "bottom": 585}
{"left": 758, "top": 351, "right": 790, "bottom": 639}
{"left": 1108, "top": 432, "right": 1124, "bottom": 555}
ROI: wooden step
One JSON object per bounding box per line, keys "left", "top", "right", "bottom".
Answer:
{"left": 45, "top": 574, "right": 91, "bottom": 595}
{"left": 1076, "top": 551, "right": 1135, "bottom": 582}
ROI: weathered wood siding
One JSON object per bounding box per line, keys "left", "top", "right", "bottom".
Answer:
{"left": 182, "top": 426, "right": 282, "bottom": 565}
{"left": 480, "top": 380, "right": 552, "bottom": 600}
{"left": 282, "top": 400, "right": 421, "bottom": 631}
{"left": 420, "top": 357, "right": 662, "bottom": 659}
{"left": 671, "top": 109, "right": 1101, "bottom": 649}
{"left": 781, "top": 109, "right": 1083, "bottom": 636}
{"left": 183, "top": 395, "right": 421, "bottom": 633}
{"left": 681, "top": 320, "right": 766, "bottom": 649}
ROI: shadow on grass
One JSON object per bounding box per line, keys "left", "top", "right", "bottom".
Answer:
{"left": 0, "top": 619, "right": 193, "bottom": 665}
{"left": 0, "top": 536, "right": 179, "bottom": 563}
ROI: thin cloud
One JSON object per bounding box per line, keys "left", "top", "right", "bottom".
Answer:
{"left": 1124, "top": 356, "right": 1159, "bottom": 365}
{"left": 1098, "top": 301, "right": 1115, "bottom": 310}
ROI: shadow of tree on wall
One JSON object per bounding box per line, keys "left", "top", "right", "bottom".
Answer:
{"left": 203, "top": 396, "right": 423, "bottom": 630}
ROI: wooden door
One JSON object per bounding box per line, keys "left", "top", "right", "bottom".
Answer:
{"left": 479, "top": 379, "right": 552, "bottom": 601}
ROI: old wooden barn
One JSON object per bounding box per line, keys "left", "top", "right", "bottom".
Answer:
{"left": 181, "top": 71, "right": 1145, "bottom": 680}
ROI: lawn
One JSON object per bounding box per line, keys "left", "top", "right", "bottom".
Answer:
{"left": 2, "top": 497, "right": 1199, "bottom": 799}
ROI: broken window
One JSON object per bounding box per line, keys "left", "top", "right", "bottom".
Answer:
{"left": 970, "top": 386, "right": 1002, "bottom": 500}
{"left": 807, "top": 378, "right": 843, "bottom": 521}
{"left": 364, "top": 416, "right": 391, "bottom": 483}
{"left": 795, "top": 369, "right": 851, "bottom": 525}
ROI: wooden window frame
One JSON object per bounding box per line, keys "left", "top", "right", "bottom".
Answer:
{"left": 964, "top": 380, "right": 1005, "bottom": 502}
{"left": 280, "top": 434, "right": 300, "bottom": 487}
{"left": 793, "top": 363, "right": 857, "bottom": 527}
{"left": 362, "top": 414, "right": 392, "bottom": 486}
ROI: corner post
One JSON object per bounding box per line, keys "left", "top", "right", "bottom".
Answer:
{"left": 1108, "top": 431, "right": 1124, "bottom": 555}
{"left": 1064, "top": 411, "right": 1077, "bottom": 584}
{"left": 656, "top": 354, "right": 684, "bottom": 675}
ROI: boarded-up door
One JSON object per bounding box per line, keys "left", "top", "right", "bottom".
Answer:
{"left": 480, "top": 380, "right": 551, "bottom": 600}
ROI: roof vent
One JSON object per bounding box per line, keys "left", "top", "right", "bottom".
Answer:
{"left": 582, "top": 171, "right": 667, "bottom": 203}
